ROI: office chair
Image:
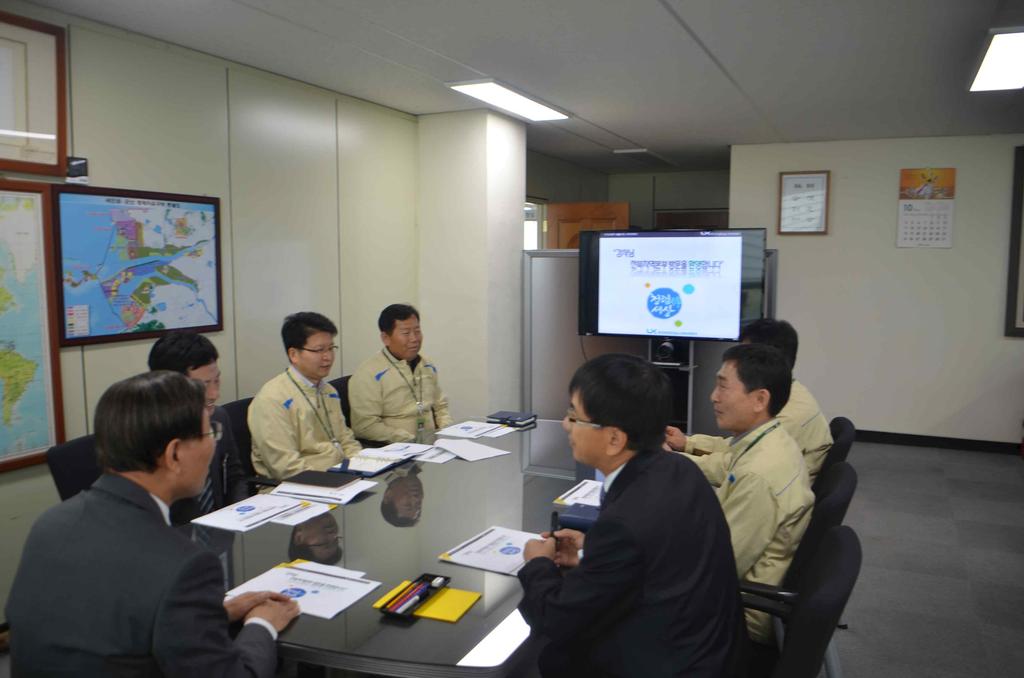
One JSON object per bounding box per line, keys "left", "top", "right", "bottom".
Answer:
{"left": 328, "top": 375, "right": 352, "bottom": 423}
{"left": 46, "top": 435, "right": 101, "bottom": 500}
{"left": 329, "top": 374, "right": 389, "bottom": 448}
{"left": 817, "top": 417, "right": 855, "bottom": 487}
{"left": 222, "top": 396, "right": 277, "bottom": 489}
{"left": 742, "top": 526, "right": 862, "bottom": 678}
{"left": 742, "top": 461, "right": 858, "bottom": 678}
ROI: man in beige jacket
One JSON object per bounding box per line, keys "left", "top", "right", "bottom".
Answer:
{"left": 249, "top": 312, "right": 361, "bottom": 480}
{"left": 685, "top": 343, "right": 814, "bottom": 644}
{"left": 349, "top": 304, "right": 453, "bottom": 444}
{"left": 667, "top": 318, "right": 832, "bottom": 481}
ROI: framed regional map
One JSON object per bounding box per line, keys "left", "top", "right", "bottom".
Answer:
{"left": 53, "top": 186, "right": 222, "bottom": 346}
{"left": 0, "top": 180, "right": 64, "bottom": 471}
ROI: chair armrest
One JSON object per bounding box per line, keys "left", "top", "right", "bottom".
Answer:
{"left": 741, "top": 591, "right": 792, "bottom": 620}
{"left": 245, "top": 475, "right": 280, "bottom": 492}
{"left": 740, "top": 581, "right": 799, "bottom": 602}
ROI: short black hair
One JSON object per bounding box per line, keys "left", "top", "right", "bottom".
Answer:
{"left": 287, "top": 518, "right": 343, "bottom": 565}
{"left": 568, "top": 353, "right": 671, "bottom": 453}
{"left": 722, "top": 343, "right": 792, "bottom": 417}
{"left": 378, "top": 304, "right": 420, "bottom": 334}
{"left": 739, "top": 319, "right": 798, "bottom": 370}
{"left": 147, "top": 331, "right": 219, "bottom": 373}
{"left": 94, "top": 371, "right": 206, "bottom": 473}
{"left": 281, "top": 312, "right": 338, "bottom": 352}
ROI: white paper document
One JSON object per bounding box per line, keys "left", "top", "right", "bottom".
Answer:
{"left": 553, "top": 479, "right": 603, "bottom": 507}
{"left": 416, "top": 447, "right": 457, "bottom": 464}
{"left": 226, "top": 563, "right": 380, "bottom": 619}
{"left": 433, "top": 438, "right": 510, "bottom": 462}
{"left": 440, "top": 526, "right": 540, "bottom": 575}
{"left": 436, "top": 421, "right": 504, "bottom": 438}
{"left": 481, "top": 426, "right": 518, "bottom": 438}
{"left": 286, "top": 560, "right": 366, "bottom": 579}
{"left": 268, "top": 501, "right": 334, "bottom": 526}
{"left": 376, "top": 442, "right": 435, "bottom": 457}
{"left": 271, "top": 479, "right": 377, "bottom": 505}
{"left": 191, "top": 494, "right": 304, "bottom": 532}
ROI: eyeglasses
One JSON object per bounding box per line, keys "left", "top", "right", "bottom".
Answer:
{"left": 299, "top": 345, "right": 338, "bottom": 355}
{"left": 202, "top": 420, "right": 223, "bottom": 442}
{"left": 565, "top": 408, "right": 602, "bottom": 429}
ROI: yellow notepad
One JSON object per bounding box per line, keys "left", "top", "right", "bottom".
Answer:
{"left": 373, "top": 580, "right": 481, "bottom": 623}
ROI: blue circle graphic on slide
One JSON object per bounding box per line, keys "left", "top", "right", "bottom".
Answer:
{"left": 281, "top": 587, "right": 306, "bottom": 598}
{"left": 235, "top": 505, "right": 255, "bottom": 513}
{"left": 683, "top": 284, "right": 695, "bottom": 295}
{"left": 647, "top": 288, "right": 682, "bottom": 319}
{"left": 500, "top": 545, "right": 522, "bottom": 555}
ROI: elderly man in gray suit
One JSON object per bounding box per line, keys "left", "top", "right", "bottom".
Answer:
{"left": 5, "top": 371, "right": 299, "bottom": 676}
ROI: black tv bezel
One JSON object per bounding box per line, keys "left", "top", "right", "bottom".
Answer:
{"left": 578, "top": 228, "right": 767, "bottom": 342}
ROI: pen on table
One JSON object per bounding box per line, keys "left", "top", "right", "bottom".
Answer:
{"left": 550, "top": 510, "right": 560, "bottom": 551}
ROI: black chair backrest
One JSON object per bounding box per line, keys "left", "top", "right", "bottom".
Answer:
{"left": 784, "top": 461, "right": 857, "bottom": 591}
{"left": 818, "top": 416, "right": 855, "bottom": 480}
{"left": 46, "top": 434, "right": 101, "bottom": 500}
{"left": 772, "top": 526, "right": 862, "bottom": 678}
{"left": 222, "top": 397, "right": 255, "bottom": 477}
{"left": 328, "top": 375, "right": 352, "bottom": 424}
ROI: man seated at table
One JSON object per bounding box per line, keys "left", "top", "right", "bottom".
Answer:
{"left": 148, "top": 331, "right": 249, "bottom": 522}
{"left": 685, "top": 343, "right": 815, "bottom": 645}
{"left": 5, "top": 371, "right": 299, "bottom": 676}
{"left": 666, "top": 318, "right": 832, "bottom": 480}
{"left": 518, "top": 354, "right": 740, "bottom": 677}
{"left": 349, "top": 303, "right": 453, "bottom": 444}
{"left": 249, "top": 312, "right": 361, "bottom": 480}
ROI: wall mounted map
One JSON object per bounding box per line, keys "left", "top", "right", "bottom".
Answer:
{"left": 54, "top": 186, "right": 222, "bottom": 345}
{"left": 0, "top": 181, "right": 63, "bottom": 469}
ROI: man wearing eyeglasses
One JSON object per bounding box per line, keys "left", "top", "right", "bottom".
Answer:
{"left": 517, "top": 354, "right": 740, "bottom": 677}
{"left": 249, "top": 312, "right": 361, "bottom": 480}
{"left": 148, "top": 331, "right": 248, "bottom": 522}
{"left": 349, "top": 303, "right": 453, "bottom": 444}
{"left": 6, "top": 371, "right": 299, "bottom": 676}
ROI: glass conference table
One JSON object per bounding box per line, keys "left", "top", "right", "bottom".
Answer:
{"left": 204, "top": 428, "right": 561, "bottom": 677}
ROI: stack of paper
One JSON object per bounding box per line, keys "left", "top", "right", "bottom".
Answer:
{"left": 191, "top": 494, "right": 305, "bottom": 532}
{"left": 433, "top": 438, "right": 510, "bottom": 462}
{"left": 270, "top": 479, "right": 377, "bottom": 505}
{"left": 436, "top": 421, "right": 505, "bottom": 438}
{"left": 439, "top": 526, "right": 540, "bottom": 575}
{"left": 553, "top": 479, "right": 603, "bottom": 507}
{"left": 226, "top": 561, "right": 380, "bottom": 619}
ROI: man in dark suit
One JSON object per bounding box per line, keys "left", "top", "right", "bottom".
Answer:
{"left": 148, "top": 331, "right": 250, "bottom": 522}
{"left": 5, "top": 371, "right": 299, "bottom": 676}
{"left": 519, "top": 354, "right": 741, "bottom": 677}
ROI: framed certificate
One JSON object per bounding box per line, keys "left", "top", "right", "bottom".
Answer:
{"left": 778, "top": 171, "right": 830, "bottom": 235}
{"left": 0, "top": 10, "right": 67, "bottom": 176}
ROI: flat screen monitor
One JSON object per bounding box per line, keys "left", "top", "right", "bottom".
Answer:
{"left": 578, "top": 229, "right": 766, "bottom": 340}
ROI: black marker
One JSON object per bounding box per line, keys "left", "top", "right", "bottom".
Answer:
{"left": 550, "top": 510, "right": 560, "bottom": 551}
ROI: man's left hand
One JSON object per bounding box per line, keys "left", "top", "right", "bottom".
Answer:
{"left": 523, "top": 537, "right": 556, "bottom": 562}
{"left": 223, "top": 591, "right": 291, "bottom": 622}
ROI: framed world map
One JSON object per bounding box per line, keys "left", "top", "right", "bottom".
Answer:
{"left": 0, "top": 180, "right": 64, "bottom": 470}
{"left": 53, "top": 185, "right": 222, "bottom": 346}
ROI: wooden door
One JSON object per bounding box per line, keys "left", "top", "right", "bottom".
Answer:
{"left": 545, "top": 202, "right": 629, "bottom": 249}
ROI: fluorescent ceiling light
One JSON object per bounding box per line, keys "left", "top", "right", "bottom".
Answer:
{"left": 970, "top": 31, "right": 1024, "bottom": 91}
{"left": 0, "top": 128, "right": 57, "bottom": 140}
{"left": 448, "top": 80, "right": 568, "bottom": 121}
{"left": 613, "top": 148, "right": 649, "bottom": 154}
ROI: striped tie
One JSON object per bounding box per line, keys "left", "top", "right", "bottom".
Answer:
{"left": 197, "top": 476, "right": 214, "bottom": 515}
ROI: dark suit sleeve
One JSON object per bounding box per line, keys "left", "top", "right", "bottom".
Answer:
{"left": 153, "top": 549, "right": 276, "bottom": 678}
{"left": 217, "top": 412, "right": 250, "bottom": 503}
{"left": 517, "top": 516, "right": 642, "bottom": 644}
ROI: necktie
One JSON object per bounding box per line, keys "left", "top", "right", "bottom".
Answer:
{"left": 599, "top": 485, "right": 607, "bottom": 508}
{"left": 197, "top": 476, "right": 214, "bottom": 515}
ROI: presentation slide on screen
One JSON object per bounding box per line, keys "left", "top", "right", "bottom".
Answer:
{"left": 597, "top": 233, "right": 743, "bottom": 339}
